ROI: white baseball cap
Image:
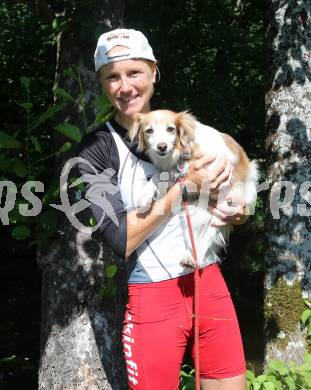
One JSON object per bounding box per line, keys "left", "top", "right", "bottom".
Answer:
{"left": 94, "top": 28, "right": 156, "bottom": 72}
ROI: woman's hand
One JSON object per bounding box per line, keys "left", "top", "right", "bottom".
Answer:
{"left": 208, "top": 193, "right": 249, "bottom": 227}
{"left": 185, "top": 155, "right": 232, "bottom": 198}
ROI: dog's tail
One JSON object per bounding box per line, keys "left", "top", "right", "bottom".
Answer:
{"left": 248, "top": 160, "right": 259, "bottom": 183}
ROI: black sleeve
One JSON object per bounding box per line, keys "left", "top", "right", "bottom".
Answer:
{"left": 75, "top": 128, "right": 127, "bottom": 258}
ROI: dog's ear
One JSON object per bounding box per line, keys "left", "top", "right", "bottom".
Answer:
{"left": 128, "top": 113, "right": 146, "bottom": 151}
{"left": 176, "top": 111, "right": 196, "bottom": 146}
{"left": 129, "top": 113, "right": 143, "bottom": 142}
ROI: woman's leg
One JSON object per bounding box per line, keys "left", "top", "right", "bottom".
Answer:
{"left": 123, "top": 310, "right": 187, "bottom": 389}
{"left": 190, "top": 264, "right": 246, "bottom": 389}
{"left": 201, "top": 373, "right": 246, "bottom": 390}
{"left": 123, "top": 277, "right": 193, "bottom": 389}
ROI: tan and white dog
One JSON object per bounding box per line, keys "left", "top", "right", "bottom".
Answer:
{"left": 129, "top": 109, "right": 258, "bottom": 266}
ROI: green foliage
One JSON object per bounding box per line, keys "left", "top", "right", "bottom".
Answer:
{"left": 179, "top": 365, "right": 195, "bottom": 390}
{"left": 1, "top": 76, "right": 64, "bottom": 243}
{"left": 0, "top": 1, "right": 56, "bottom": 246}
{"left": 54, "top": 123, "right": 82, "bottom": 142}
{"left": 1, "top": 67, "right": 111, "bottom": 245}
{"left": 246, "top": 302, "right": 311, "bottom": 389}
{"left": 246, "top": 354, "right": 311, "bottom": 390}
{"left": 11, "top": 225, "right": 31, "bottom": 240}
{"left": 180, "top": 355, "right": 311, "bottom": 390}
{"left": 0, "top": 131, "right": 22, "bottom": 148}
{"left": 101, "top": 264, "right": 119, "bottom": 299}
{"left": 301, "top": 300, "right": 311, "bottom": 346}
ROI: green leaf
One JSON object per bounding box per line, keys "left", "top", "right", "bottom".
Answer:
{"left": 30, "top": 136, "right": 41, "bottom": 153}
{"left": 52, "top": 18, "right": 58, "bottom": 30}
{"left": 246, "top": 370, "right": 256, "bottom": 382}
{"left": 301, "top": 309, "right": 311, "bottom": 325}
{"left": 263, "top": 382, "right": 275, "bottom": 390}
{"left": 18, "top": 102, "right": 33, "bottom": 111}
{"left": 89, "top": 216, "right": 96, "bottom": 227}
{"left": 300, "top": 370, "right": 311, "bottom": 385}
{"left": 303, "top": 353, "right": 311, "bottom": 364}
{"left": 256, "top": 374, "right": 268, "bottom": 384}
{"left": 268, "top": 360, "right": 288, "bottom": 376}
{"left": 284, "top": 375, "right": 296, "bottom": 390}
{"left": 0, "top": 355, "right": 16, "bottom": 363}
{"left": 37, "top": 103, "right": 64, "bottom": 125}
{"left": 11, "top": 225, "right": 31, "bottom": 240}
{"left": 304, "top": 300, "right": 311, "bottom": 309}
{"left": 54, "top": 123, "right": 82, "bottom": 142}
{"left": 94, "top": 93, "right": 113, "bottom": 124}
{"left": 106, "top": 264, "right": 118, "bottom": 278}
{"left": 58, "top": 142, "right": 72, "bottom": 153}
{"left": 0, "top": 131, "right": 21, "bottom": 148}
{"left": 101, "top": 281, "right": 117, "bottom": 298}
{"left": 14, "top": 159, "right": 28, "bottom": 178}
{"left": 20, "top": 76, "right": 30, "bottom": 90}
{"left": 54, "top": 88, "right": 75, "bottom": 102}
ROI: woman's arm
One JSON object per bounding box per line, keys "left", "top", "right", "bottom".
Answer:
{"left": 125, "top": 155, "right": 232, "bottom": 258}
{"left": 126, "top": 182, "right": 181, "bottom": 258}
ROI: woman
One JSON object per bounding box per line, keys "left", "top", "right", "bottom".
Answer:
{"left": 78, "top": 28, "right": 248, "bottom": 390}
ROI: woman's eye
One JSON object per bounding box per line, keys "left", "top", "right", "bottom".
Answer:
{"left": 130, "top": 70, "right": 142, "bottom": 77}
{"left": 167, "top": 127, "right": 175, "bottom": 133}
{"left": 146, "top": 128, "right": 154, "bottom": 134}
{"left": 106, "top": 74, "right": 118, "bottom": 81}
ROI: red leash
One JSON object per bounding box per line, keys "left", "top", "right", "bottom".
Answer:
{"left": 180, "top": 179, "right": 201, "bottom": 390}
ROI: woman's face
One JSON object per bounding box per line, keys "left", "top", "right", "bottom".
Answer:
{"left": 99, "top": 59, "right": 156, "bottom": 120}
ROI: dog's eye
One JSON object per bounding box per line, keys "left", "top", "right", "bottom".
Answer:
{"left": 167, "top": 127, "right": 175, "bottom": 133}
{"left": 145, "top": 128, "right": 154, "bottom": 134}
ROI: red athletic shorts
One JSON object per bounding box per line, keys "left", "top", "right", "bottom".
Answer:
{"left": 122, "top": 263, "right": 246, "bottom": 389}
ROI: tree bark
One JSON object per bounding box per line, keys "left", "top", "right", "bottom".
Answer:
{"left": 38, "top": 2, "right": 128, "bottom": 389}
{"left": 264, "top": 0, "right": 311, "bottom": 364}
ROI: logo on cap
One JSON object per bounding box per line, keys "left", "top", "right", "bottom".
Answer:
{"left": 107, "top": 32, "right": 130, "bottom": 41}
{"left": 107, "top": 53, "right": 131, "bottom": 60}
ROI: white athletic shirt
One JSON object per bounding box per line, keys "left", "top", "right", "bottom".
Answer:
{"left": 105, "top": 121, "right": 218, "bottom": 283}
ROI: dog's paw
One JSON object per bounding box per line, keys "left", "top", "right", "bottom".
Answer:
{"left": 136, "top": 186, "right": 158, "bottom": 212}
{"left": 136, "top": 195, "right": 153, "bottom": 211}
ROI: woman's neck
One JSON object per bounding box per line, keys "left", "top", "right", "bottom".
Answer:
{"left": 115, "top": 105, "right": 151, "bottom": 130}
{"left": 114, "top": 113, "right": 134, "bottom": 130}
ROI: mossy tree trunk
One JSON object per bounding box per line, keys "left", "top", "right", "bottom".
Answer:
{"left": 37, "top": 2, "right": 128, "bottom": 389}
{"left": 264, "top": 0, "right": 311, "bottom": 364}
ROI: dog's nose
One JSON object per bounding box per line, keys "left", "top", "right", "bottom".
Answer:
{"left": 157, "top": 143, "right": 167, "bottom": 153}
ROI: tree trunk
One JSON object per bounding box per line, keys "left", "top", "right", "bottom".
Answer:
{"left": 38, "top": 2, "right": 128, "bottom": 389}
{"left": 264, "top": 0, "right": 311, "bottom": 364}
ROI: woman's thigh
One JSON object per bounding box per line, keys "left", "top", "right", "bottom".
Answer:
{"left": 190, "top": 264, "right": 246, "bottom": 380}
{"left": 123, "top": 277, "right": 192, "bottom": 389}
{"left": 123, "top": 310, "right": 187, "bottom": 389}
